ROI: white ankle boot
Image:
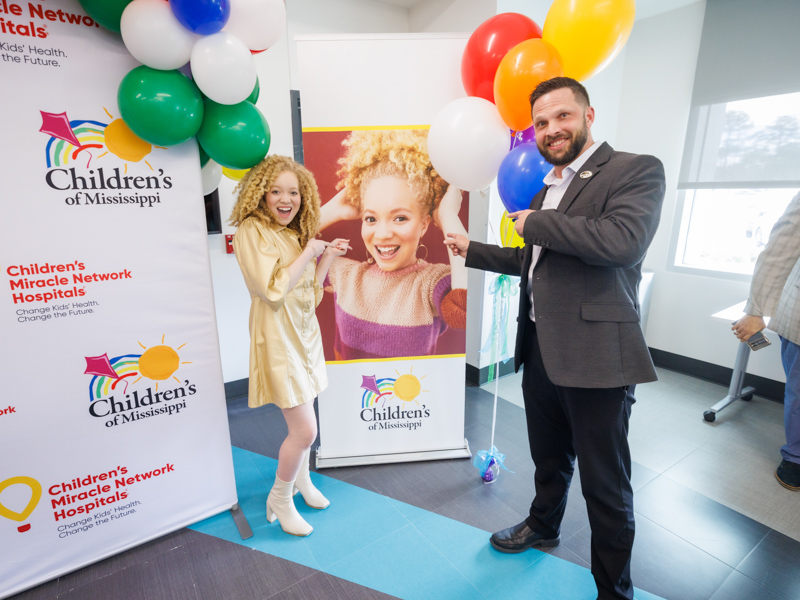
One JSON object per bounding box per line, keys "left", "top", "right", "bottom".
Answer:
{"left": 266, "top": 474, "right": 312, "bottom": 536}
{"left": 293, "top": 449, "right": 330, "bottom": 509}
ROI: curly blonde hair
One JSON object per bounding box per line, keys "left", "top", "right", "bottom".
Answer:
{"left": 229, "top": 155, "right": 321, "bottom": 247}
{"left": 336, "top": 130, "right": 447, "bottom": 216}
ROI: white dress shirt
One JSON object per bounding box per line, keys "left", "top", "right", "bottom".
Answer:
{"left": 527, "top": 141, "right": 602, "bottom": 321}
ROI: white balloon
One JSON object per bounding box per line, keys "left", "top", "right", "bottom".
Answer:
{"left": 120, "top": 0, "right": 197, "bottom": 70}
{"left": 427, "top": 97, "right": 510, "bottom": 192}
{"left": 201, "top": 159, "right": 223, "bottom": 196}
{"left": 223, "top": 0, "right": 286, "bottom": 52}
{"left": 191, "top": 32, "right": 257, "bottom": 105}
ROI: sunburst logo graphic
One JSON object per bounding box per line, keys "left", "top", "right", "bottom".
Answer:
{"left": 360, "top": 367, "right": 429, "bottom": 409}
{"left": 84, "top": 335, "right": 192, "bottom": 402}
{"left": 40, "top": 109, "right": 165, "bottom": 172}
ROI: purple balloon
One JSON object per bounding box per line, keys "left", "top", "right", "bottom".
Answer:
{"left": 509, "top": 125, "right": 536, "bottom": 150}
{"left": 497, "top": 142, "right": 550, "bottom": 213}
{"left": 171, "top": 0, "right": 230, "bottom": 36}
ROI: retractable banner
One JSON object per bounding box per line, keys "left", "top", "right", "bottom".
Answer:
{"left": 0, "top": 3, "right": 236, "bottom": 597}
{"left": 297, "top": 35, "right": 472, "bottom": 467}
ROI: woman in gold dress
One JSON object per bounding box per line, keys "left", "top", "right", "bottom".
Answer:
{"left": 231, "top": 155, "right": 350, "bottom": 536}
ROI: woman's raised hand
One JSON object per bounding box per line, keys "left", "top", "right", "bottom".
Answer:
{"left": 433, "top": 185, "right": 463, "bottom": 230}
{"left": 327, "top": 189, "right": 361, "bottom": 222}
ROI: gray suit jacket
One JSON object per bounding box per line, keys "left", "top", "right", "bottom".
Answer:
{"left": 466, "top": 142, "right": 666, "bottom": 388}
{"left": 745, "top": 191, "right": 800, "bottom": 346}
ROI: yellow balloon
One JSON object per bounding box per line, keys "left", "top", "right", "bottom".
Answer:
{"left": 223, "top": 167, "right": 250, "bottom": 181}
{"left": 542, "top": 0, "right": 636, "bottom": 81}
{"left": 500, "top": 211, "right": 524, "bottom": 248}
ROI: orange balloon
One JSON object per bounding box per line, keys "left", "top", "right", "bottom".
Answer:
{"left": 493, "top": 39, "right": 563, "bottom": 132}
{"left": 542, "top": 0, "right": 635, "bottom": 81}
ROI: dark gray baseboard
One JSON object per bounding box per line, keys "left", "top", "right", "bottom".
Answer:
{"left": 227, "top": 365, "right": 519, "bottom": 398}
{"left": 649, "top": 347, "right": 785, "bottom": 403}
{"left": 465, "top": 359, "right": 517, "bottom": 387}
{"left": 224, "top": 378, "right": 248, "bottom": 402}
{"left": 226, "top": 349, "right": 785, "bottom": 403}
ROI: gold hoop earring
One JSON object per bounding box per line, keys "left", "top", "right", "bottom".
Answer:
{"left": 366, "top": 250, "right": 374, "bottom": 265}
{"left": 416, "top": 243, "right": 428, "bottom": 262}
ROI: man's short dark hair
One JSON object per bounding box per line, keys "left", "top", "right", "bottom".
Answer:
{"left": 529, "top": 77, "right": 591, "bottom": 110}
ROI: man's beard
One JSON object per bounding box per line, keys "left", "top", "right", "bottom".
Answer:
{"left": 538, "top": 119, "right": 589, "bottom": 167}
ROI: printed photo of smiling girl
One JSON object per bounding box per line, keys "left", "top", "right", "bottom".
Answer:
{"left": 319, "top": 130, "right": 468, "bottom": 360}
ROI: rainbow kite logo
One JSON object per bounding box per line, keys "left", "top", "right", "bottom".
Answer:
{"left": 84, "top": 335, "right": 192, "bottom": 402}
{"left": 85, "top": 352, "right": 143, "bottom": 402}
{"left": 40, "top": 109, "right": 161, "bottom": 170}
{"left": 360, "top": 367, "right": 429, "bottom": 409}
{"left": 360, "top": 376, "right": 396, "bottom": 408}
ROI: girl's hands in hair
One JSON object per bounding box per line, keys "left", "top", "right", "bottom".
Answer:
{"left": 328, "top": 188, "right": 361, "bottom": 222}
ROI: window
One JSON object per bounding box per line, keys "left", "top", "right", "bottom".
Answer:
{"left": 673, "top": 91, "right": 800, "bottom": 277}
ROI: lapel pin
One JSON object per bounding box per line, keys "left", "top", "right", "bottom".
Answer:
{"left": 579, "top": 171, "right": 593, "bottom": 179}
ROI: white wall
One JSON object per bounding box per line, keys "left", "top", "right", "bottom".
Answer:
{"left": 286, "top": 0, "right": 410, "bottom": 88}
{"left": 410, "top": 0, "right": 495, "bottom": 32}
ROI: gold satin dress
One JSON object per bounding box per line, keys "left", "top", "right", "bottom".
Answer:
{"left": 233, "top": 217, "right": 328, "bottom": 409}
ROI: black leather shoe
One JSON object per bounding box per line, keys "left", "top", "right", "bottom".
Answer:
{"left": 776, "top": 459, "right": 800, "bottom": 490}
{"left": 490, "top": 521, "right": 560, "bottom": 553}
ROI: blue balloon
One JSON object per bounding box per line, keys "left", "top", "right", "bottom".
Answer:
{"left": 171, "top": 0, "right": 230, "bottom": 35}
{"left": 496, "top": 142, "right": 550, "bottom": 213}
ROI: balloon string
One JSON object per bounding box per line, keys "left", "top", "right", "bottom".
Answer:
{"left": 491, "top": 326, "right": 499, "bottom": 450}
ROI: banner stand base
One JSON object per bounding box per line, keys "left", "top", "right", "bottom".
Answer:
{"left": 315, "top": 439, "right": 471, "bottom": 469}
{"left": 230, "top": 504, "right": 254, "bottom": 540}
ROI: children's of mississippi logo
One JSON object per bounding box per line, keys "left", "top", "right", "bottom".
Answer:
{"left": 84, "top": 336, "right": 195, "bottom": 428}
{"left": 359, "top": 368, "right": 431, "bottom": 431}
{"left": 39, "top": 109, "right": 171, "bottom": 207}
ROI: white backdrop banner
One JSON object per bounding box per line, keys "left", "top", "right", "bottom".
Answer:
{"left": 297, "top": 35, "right": 472, "bottom": 467}
{"left": 319, "top": 356, "right": 468, "bottom": 462}
{"left": 0, "top": 2, "right": 236, "bottom": 597}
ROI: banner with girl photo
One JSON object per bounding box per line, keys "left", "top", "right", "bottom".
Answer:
{"left": 297, "top": 35, "right": 472, "bottom": 467}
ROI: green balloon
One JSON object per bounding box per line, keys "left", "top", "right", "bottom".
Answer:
{"left": 118, "top": 66, "right": 204, "bottom": 147}
{"left": 78, "top": 0, "right": 134, "bottom": 33}
{"left": 246, "top": 78, "right": 260, "bottom": 104}
{"left": 197, "top": 101, "right": 271, "bottom": 170}
{"left": 199, "top": 145, "right": 210, "bottom": 168}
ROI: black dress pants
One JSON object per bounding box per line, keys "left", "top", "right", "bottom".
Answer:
{"left": 521, "top": 321, "right": 635, "bottom": 600}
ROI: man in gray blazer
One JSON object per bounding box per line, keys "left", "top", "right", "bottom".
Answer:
{"left": 445, "top": 77, "right": 665, "bottom": 600}
{"left": 732, "top": 191, "right": 800, "bottom": 491}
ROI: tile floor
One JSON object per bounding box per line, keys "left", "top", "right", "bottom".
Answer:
{"left": 8, "top": 367, "right": 800, "bottom": 600}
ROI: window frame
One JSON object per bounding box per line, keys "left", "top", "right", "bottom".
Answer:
{"left": 669, "top": 96, "right": 800, "bottom": 281}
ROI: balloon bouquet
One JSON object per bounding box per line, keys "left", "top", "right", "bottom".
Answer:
{"left": 428, "top": 0, "right": 636, "bottom": 482}
{"left": 78, "top": 0, "right": 286, "bottom": 195}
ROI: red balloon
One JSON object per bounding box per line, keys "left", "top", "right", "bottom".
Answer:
{"left": 461, "top": 13, "right": 543, "bottom": 104}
